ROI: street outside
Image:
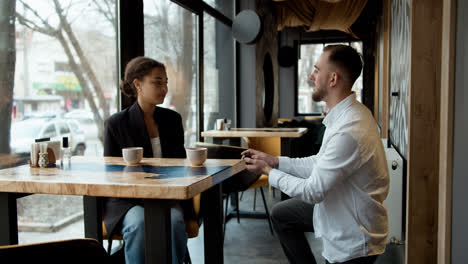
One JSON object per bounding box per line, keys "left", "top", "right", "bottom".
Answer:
{"left": 12, "top": 112, "right": 104, "bottom": 241}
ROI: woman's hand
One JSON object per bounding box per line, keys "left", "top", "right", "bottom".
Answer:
{"left": 241, "top": 149, "right": 279, "bottom": 169}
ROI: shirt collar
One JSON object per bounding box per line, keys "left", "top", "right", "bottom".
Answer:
{"left": 323, "top": 93, "right": 356, "bottom": 127}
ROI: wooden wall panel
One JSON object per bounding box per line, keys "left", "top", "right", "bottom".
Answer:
{"left": 406, "top": 0, "right": 442, "bottom": 263}
{"left": 438, "top": 0, "right": 456, "bottom": 263}
{"left": 381, "top": 0, "right": 390, "bottom": 139}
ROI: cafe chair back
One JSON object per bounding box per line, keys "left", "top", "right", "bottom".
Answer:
{"left": 0, "top": 238, "right": 109, "bottom": 264}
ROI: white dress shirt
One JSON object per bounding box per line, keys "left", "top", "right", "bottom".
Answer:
{"left": 269, "top": 94, "right": 389, "bottom": 263}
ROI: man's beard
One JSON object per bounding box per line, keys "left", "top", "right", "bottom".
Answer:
{"left": 312, "top": 87, "right": 326, "bottom": 102}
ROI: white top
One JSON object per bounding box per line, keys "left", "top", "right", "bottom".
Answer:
{"left": 150, "top": 137, "right": 162, "bottom": 158}
{"left": 269, "top": 94, "right": 389, "bottom": 263}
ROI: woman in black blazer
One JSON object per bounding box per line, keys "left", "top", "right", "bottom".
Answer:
{"left": 104, "top": 57, "right": 190, "bottom": 264}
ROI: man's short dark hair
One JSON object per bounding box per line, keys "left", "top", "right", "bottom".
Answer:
{"left": 323, "top": 45, "right": 363, "bottom": 85}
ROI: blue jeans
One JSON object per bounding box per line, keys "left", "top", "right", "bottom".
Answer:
{"left": 121, "top": 204, "right": 188, "bottom": 264}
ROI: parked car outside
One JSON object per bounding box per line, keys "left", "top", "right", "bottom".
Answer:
{"left": 10, "top": 118, "right": 86, "bottom": 156}
{"left": 64, "top": 110, "right": 99, "bottom": 140}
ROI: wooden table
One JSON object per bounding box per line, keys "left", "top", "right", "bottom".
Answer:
{"left": 201, "top": 127, "right": 308, "bottom": 157}
{"left": 0, "top": 156, "right": 245, "bottom": 264}
{"left": 202, "top": 128, "right": 308, "bottom": 203}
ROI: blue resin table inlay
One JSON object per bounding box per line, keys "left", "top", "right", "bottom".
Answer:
{"left": 61, "top": 163, "right": 229, "bottom": 179}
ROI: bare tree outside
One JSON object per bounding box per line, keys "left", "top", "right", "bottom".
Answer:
{"left": 143, "top": 0, "right": 234, "bottom": 146}
{"left": 11, "top": 0, "right": 203, "bottom": 153}
{"left": 11, "top": 0, "right": 118, "bottom": 241}
{"left": 3, "top": 0, "right": 236, "bottom": 244}
{"left": 15, "top": 0, "right": 117, "bottom": 143}
{"left": 144, "top": 0, "right": 197, "bottom": 146}
{"left": 0, "top": 0, "right": 16, "bottom": 154}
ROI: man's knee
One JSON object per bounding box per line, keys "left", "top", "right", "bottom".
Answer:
{"left": 270, "top": 201, "right": 289, "bottom": 226}
{"left": 271, "top": 199, "right": 314, "bottom": 230}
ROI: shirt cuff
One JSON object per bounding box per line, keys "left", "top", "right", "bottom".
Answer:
{"left": 277, "top": 156, "right": 291, "bottom": 173}
{"left": 268, "top": 168, "right": 282, "bottom": 189}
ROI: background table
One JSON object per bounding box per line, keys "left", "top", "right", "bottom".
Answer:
{"left": 202, "top": 127, "right": 308, "bottom": 157}
{"left": 0, "top": 156, "right": 245, "bottom": 264}
{"left": 202, "top": 128, "right": 308, "bottom": 203}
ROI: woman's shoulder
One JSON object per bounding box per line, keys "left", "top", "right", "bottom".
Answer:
{"left": 155, "top": 106, "right": 182, "bottom": 119}
{"left": 105, "top": 108, "right": 130, "bottom": 126}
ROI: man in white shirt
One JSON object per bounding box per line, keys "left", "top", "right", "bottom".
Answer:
{"left": 242, "top": 45, "right": 389, "bottom": 264}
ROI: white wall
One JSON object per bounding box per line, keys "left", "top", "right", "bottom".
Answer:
{"left": 451, "top": 1, "right": 468, "bottom": 263}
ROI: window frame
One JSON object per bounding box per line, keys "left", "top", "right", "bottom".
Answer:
{"left": 171, "top": 0, "right": 234, "bottom": 142}
{"left": 119, "top": 0, "right": 236, "bottom": 143}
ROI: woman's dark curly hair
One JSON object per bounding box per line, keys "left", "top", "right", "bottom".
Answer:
{"left": 120, "top": 56, "right": 165, "bottom": 98}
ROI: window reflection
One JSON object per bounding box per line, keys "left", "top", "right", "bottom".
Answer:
{"left": 203, "top": 11, "right": 235, "bottom": 131}
{"left": 144, "top": 0, "right": 198, "bottom": 148}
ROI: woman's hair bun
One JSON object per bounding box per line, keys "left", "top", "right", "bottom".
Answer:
{"left": 120, "top": 56, "right": 165, "bottom": 98}
{"left": 119, "top": 79, "right": 136, "bottom": 98}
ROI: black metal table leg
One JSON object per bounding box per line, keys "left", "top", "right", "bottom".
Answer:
{"left": 83, "top": 196, "right": 103, "bottom": 243}
{"left": 202, "top": 184, "right": 224, "bottom": 264}
{"left": 229, "top": 192, "right": 236, "bottom": 207}
{"left": 144, "top": 199, "right": 172, "bottom": 264}
{"left": 0, "top": 193, "right": 18, "bottom": 245}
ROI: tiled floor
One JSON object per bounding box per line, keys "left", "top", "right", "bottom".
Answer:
{"left": 19, "top": 187, "right": 404, "bottom": 264}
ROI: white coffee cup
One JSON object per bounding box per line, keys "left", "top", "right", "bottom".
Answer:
{"left": 216, "top": 119, "right": 224, "bottom": 131}
{"left": 186, "top": 147, "right": 207, "bottom": 166}
{"left": 122, "top": 147, "right": 143, "bottom": 165}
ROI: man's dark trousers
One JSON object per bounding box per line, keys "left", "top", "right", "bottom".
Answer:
{"left": 270, "top": 198, "right": 378, "bottom": 264}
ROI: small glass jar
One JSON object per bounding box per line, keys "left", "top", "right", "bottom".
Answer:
{"left": 38, "top": 152, "right": 49, "bottom": 168}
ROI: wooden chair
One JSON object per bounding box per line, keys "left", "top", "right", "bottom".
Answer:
{"left": 241, "top": 136, "right": 282, "bottom": 203}
{"left": 195, "top": 142, "right": 274, "bottom": 238}
{"left": 0, "top": 238, "right": 109, "bottom": 264}
{"left": 102, "top": 194, "right": 201, "bottom": 264}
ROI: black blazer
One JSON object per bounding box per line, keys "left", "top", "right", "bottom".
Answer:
{"left": 103, "top": 102, "right": 188, "bottom": 238}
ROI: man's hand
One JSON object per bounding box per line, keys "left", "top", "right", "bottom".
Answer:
{"left": 243, "top": 157, "right": 272, "bottom": 175}
{"left": 241, "top": 149, "right": 279, "bottom": 168}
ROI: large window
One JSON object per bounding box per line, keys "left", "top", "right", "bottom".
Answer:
{"left": 297, "top": 41, "right": 363, "bottom": 115}
{"left": 203, "top": 3, "right": 235, "bottom": 132}
{"left": 0, "top": 0, "right": 236, "bottom": 246}
{"left": 144, "top": 0, "right": 199, "bottom": 148}
{"left": 10, "top": 0, "right": 118, "bottom": 244}
{"left": 204, "top": 0, "right": 234, "bottom": 20}
{"left": 13, "top": 0, "right": 118, "bottom": 157}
